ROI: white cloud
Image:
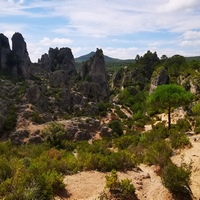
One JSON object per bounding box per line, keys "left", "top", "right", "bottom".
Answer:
{"left": 103, "top": 47, "right": 138, "bottom": 59}
{"left": 1, "top": 0, "right": 200, "bottom": 61}
{"left": 39, "top": 37, "right": 73, "bottom": 46}
{"left": 180, "top": 40, "right": 200, "bottom": 47}
{"left": 156, "top": 0, "right": 200, "bottom": 13}
{"left": 8, "top": 0, "right": 24, "bottom": 4}
{"left": 28, "top": 37, "right": 74, "bottom": 62}
{"left": 183, "top": 31, "right": 200, "bottom": 40}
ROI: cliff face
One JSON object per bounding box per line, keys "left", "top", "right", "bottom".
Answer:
{"left": 0, "top": 33, "right": 11, "bottom": 70}
{"left": 11, "top": 32, "right": 32, "bottom": 79}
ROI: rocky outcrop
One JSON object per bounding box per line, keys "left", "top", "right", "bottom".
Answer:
{"left": 11, "top": 32, "right": 32, "bottom": 78}
{"left": 63, "top": 117, "right": 100, "bottom": 141}
{"left": 57, "top": 89, "right": 87, "bottom": 114}
{"left": 178, "top": 75, "right": 200, "bottom": 94}
{"left": 100, "top": 125, "right": 112, "bottom": 137}
{"left": 49, "top": 70, "right": 69, "bottom": 88}
{"left": 0, "top": 34, "right": 11, "bottom": 70}
{"left": 112, "top": 51, "right": 160, "bottom": 91}
{"left": 10, "top": 129, "right": 30, "bottom": 145}
{"left": 80, "top": 48, "right": 110, "bottom": 100}
{"left": 149, "top": 66, "right": 169, "bottom": 94}
{"left": 25, "top": 85, "right": 48, "bottom": 111}
{"left": 39, "top": 53, "right": 51, "bottom": 71}
{"left": 39, "top": 47, "right": 77, "bottom": 74}
{"left": 111, "top": 68, "right": 124, "bottom": 89}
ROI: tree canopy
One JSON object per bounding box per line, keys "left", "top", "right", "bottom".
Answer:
{"left": 148, "top": 84, "right": 193, "bottom": 129}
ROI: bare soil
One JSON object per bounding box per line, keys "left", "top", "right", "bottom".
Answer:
{"left": 54, "top": 136, "right": 200, "bottom": 200}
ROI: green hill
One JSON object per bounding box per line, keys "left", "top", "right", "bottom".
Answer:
{"left": 75, "top": 51, "right": 134, "bottom": 63}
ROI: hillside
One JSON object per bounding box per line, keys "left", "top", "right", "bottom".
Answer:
{"left": 0, "top": 32, "right": 200, "bottom": 200}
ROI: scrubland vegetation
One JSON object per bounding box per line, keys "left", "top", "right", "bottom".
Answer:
{"left": 1, "top": 51, "right": 200, "bottom": 199}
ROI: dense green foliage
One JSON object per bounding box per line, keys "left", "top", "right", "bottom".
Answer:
{"left": 0, "top": 143, "right": 66, "bottom": 200}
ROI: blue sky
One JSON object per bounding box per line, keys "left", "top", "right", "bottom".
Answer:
{"left": 1, "top": 0, "right": 200, "bottom": 62}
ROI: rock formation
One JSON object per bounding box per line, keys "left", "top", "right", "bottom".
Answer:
{"left": 26, "top": 85, "right": 49, "bottom": 111}
{"left": 80, "top": 48, "right": 110, "bottom": 100}
{"left": 39, "top": 53, "right": 51, "bottom": 71}
{"left": 49, "top": 70, "right": 69, "bottom": 88}
{"left": 0, "top": 33, "right": 11, "bottom": 70}
{"left": 149, "top": 66, "right": 169, "bottom": 94}
{"left": 39, "top": 47, "right": 77, "bottom": 74}
{"left": 11, "top": 32, "right": 32, "bottom": 78}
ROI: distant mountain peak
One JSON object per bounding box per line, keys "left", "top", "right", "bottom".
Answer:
{"left": 75, "top": 51, "right": 133, "bottom": 63}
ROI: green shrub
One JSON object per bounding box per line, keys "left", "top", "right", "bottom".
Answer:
{"left": 76, "top": 140, "right": 135, "bottom": 171}
{"left": 105, "top": 170, "right": 136, "bottom": 199}
{"left": 161, "top": 162, "right": 191, "bottom": 192}
{"left": 120, "top": 178, "right": 135, "bottom": 196}
{"left": 140, "top": 123, "right": 168, "bottom": 146}
{"left": 115, "top": 106, "right": 127, "bottom": 119}
{"left": 0, "top": 157, "right": 12, "bottom": 183}
{"left": 113, "top": 135, "right": 140, "bottom": 150}
{"left": 175, "top": 118, "right": 191, "bottom": 133}
{"left": 3, "top": 104, "right": 17, "bottom": 132}
{"left": 194, "top": 116, "right": 200, "bottom": 133}
{"left": 105, "top": 170, "right": 120, "bottom": 192}
{"left": 169, "top": 130, "right": 190, "bottom": 149}
{"left": 109, "top": 120, "right": 123, "bottom": 136}
{"left": 191, "top": 102, "right": 200, "bottom": 115}
{"left": 144, "top": 140, "right": 172, "bottom": 168}
{"left": 42, "top": 122, "right": 67, "bottom": 148}
{"left": 0, "top": 142, "right": 70, "bottom": 200}
{"left": 31, "top": 111, "right": 45, "bottom": 124}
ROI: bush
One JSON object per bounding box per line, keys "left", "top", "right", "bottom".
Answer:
{"left": 109, "top": 120, "right": 123, "bottom": 136}
{"left": 31, "top": 111, "right": 45, "bottom": 124}
{"left": 105, "top": 170, "right": 137, "bottom": 199}
{"left": 161, "top": 162, "right": 191, "bottom": 192}
{"left": 76, "top": 140, "right": 135, "bottom": 171}
{"left": 140, "top": 123, "right": 168, "bottom": 146}
{"left": 0, "top": 157, "right": 12, "bottom": 183}
{"left": 0, "top": 142, "right": 71, "bottom": 200}
{"left": 3, "top": 104, "right": 17, "bottom": 132}
{"left": 42, "top": 122, "right": 67, "bottom": 148}
{"left": 191, "top": 102, "right": 200, "bottom": 115}
{"left": 113, "top": 135, "right": 140, "bottom": 150}
{"left": 120, "top": 178, "right": 135, "bottom": 196}
{"left": 169, "top": 130, "right": 190, "bottom": 149}
{"left": 174, "top": 118, "right": 191, "bottom": 133}
{"left": 105, "top": 170, "right": 120, "bottom": 191}
{"left": 194, "top": 116, "right": 200, "bottom": 133}
{"left": 115, "top": 106, "right": 127, "bottom": 119}
{"left": 144, "top": 140, "right": 172, "bottom": 168}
